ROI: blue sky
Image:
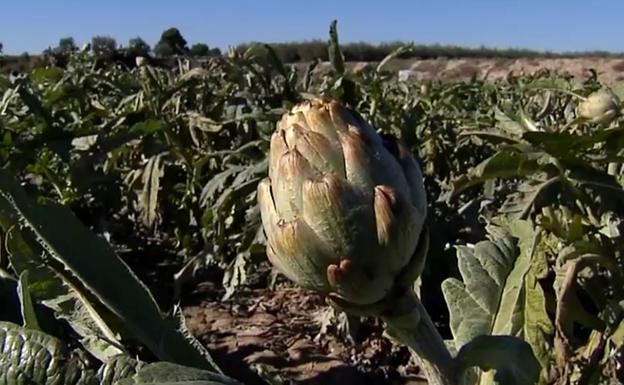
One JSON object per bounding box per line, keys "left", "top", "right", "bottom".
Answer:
{"left": 1, "top": 1, "right": 622, "bottom": 54}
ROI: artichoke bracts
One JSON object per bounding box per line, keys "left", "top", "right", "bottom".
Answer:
{"left": 577, "top": 88, "right": 621, "bottom": 126}
{"left": 257, "top": 97, "right": 428, "bottom": 306}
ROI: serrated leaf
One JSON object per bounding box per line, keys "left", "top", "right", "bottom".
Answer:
{"left": 199, "top": 166, "right": 244, "bottom": 207}
{"left": 0, "top": 171, "right": 221, "bottom": 372}
{"left": 451, "top": 149, "right": 558, "bottom": 196}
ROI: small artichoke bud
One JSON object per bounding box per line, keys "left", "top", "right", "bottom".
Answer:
{"left": 577, "top": 88, "right": 621, "bottom": 125}
{"left": 135, "top": 56, "right": 147, "bottom": 67}
{"left": 258, "top": 97, "right": 428, "bottom": 306}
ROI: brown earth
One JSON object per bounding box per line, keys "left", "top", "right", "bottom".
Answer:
{"left": 182, "top": 279, "right": 427, "bottom": 385}
{"left": 344, "top": 57, "right": 624, "bottom": 85}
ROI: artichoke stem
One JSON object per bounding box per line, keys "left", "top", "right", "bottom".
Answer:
{"left": 381, "top": 290, "right": 456, "bottom": 385}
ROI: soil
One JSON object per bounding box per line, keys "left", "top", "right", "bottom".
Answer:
{"left": 182, "top": 279, "right": 427, "bottom": 385}
{"left": 337, "top": 57, "right": 624, "bottom": 85}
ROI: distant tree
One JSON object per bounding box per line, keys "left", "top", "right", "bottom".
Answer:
{"left": 153, "top": 41, "right": 174, "bottom": 58}
{"left": 190, "top": 43, "right": 210, "bottom": 57}
{"left": 91, "top": 36, "right": 117, "bottom": 59}
{"left": 209, "top": 47, "right": 222, "bottom": 56}
{"left": 40, "top": 37, "right": 78, "bottom": 67}
{"left": 0, "top": 42, "right": 3, "bottom": 55}
{"left": 127, "top": 37, "right": 151, "bottom": 57}
{"left": 57, "top": 37, "right": 77, "bottom": 54}
{"left": 154, "top": 27, "right": 188, "bottom": 57}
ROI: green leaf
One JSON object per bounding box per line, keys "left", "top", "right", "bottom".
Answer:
{"left": 523, "top": 127, "right": 624, "bottom": 155}
{"left": 451, "top": 148, "right": 559, "bottom": 196}
{"left": 609, "top": 318, "right": 624, "bottom": 347}
{"left": 442, "top": 220, "right": 553, "bottom": 379}
{"left": 138, "top": 152, "right": 167, "bottom": 229}
{"left": 4, "top": 225, "right": 67, "bottom": 301}
{"left": 0, "top": 322, "right": 241, "bottom": 385}
{"left": 460, "top": 130, "right": 522, "bottom": 145}
{"left": 442, "top": 221, "right": 531, "bottom": 346}
{"left": 376, "top": 44, "right": 414, "bottom": 73}
{"left": 17, "top": 270, "right": 41, "bottom": 330}
{"left": 199, "top": 166, "right": 245, "bottom": 207}
{"left": 0, "top": 171, "right": 221, "bottom": 372}
{"left": 29, "top": 66, "right": 64, "bottom": 83}
{"left": 456, "top": 335, "right": 540, "bottom": 385}
{"left": 521, "top": 236, "right": 554, "bottom": 368}
{"left": 115, "top": 362, "right": 243, "bottom": 385}
{"left": 0, "top": 321, "right": 96, "bottom": 385}
{"left": 500, "top": 177, "right": 560, "bottom": 219}
{"left": 328, "top": 20, "right": 345, "bottom": 74}
{"left": 97, "top": 355, "right": 145, "bottom": 385}
{"left": 494, "top": 107, "right": 526, "bottom": 137}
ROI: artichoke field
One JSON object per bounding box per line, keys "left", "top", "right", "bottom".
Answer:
{"left": 1, "top": 21, "right": 624, "bottom": 385}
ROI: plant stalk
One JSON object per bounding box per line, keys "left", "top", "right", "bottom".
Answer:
{"left": 381, "top": 290, "right": 456, "bottom": 385}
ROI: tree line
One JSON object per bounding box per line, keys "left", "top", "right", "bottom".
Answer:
{"left": 44, "top": 28, "right": 222, "bottom": 60}
{"left": 2, "top": 26, "right": 624, "bottom": 69}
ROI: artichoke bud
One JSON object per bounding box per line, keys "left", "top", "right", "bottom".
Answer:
{"left": 258, "top": 97, "right": 427, "bottom": 305}
{"left": 577, "top": 88, "right": 621, "bottom": 125}
{"left": 135, "top": 56, "right": 147, "bottom": 67}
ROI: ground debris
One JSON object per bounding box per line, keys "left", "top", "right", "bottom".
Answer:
{"left": 184, "top": 283, "right": 417, "bottom": 384}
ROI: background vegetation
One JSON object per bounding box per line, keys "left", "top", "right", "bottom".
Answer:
{"left": 2, "top": 26, "right": 624, "bottom": 75}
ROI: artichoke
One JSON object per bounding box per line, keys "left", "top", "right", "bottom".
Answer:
{"left": 577, "top": 88, "right": 621, "bottom": 125}
{"left": 135, "top": 56, "right": 147, "bottom": 67}
{"left": 258, "top": 97, "right": 427, "bottom": 306}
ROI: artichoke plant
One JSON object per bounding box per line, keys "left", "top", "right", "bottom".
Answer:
{"left": 258, "top": 97, "right": 455, "bottom": 385}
